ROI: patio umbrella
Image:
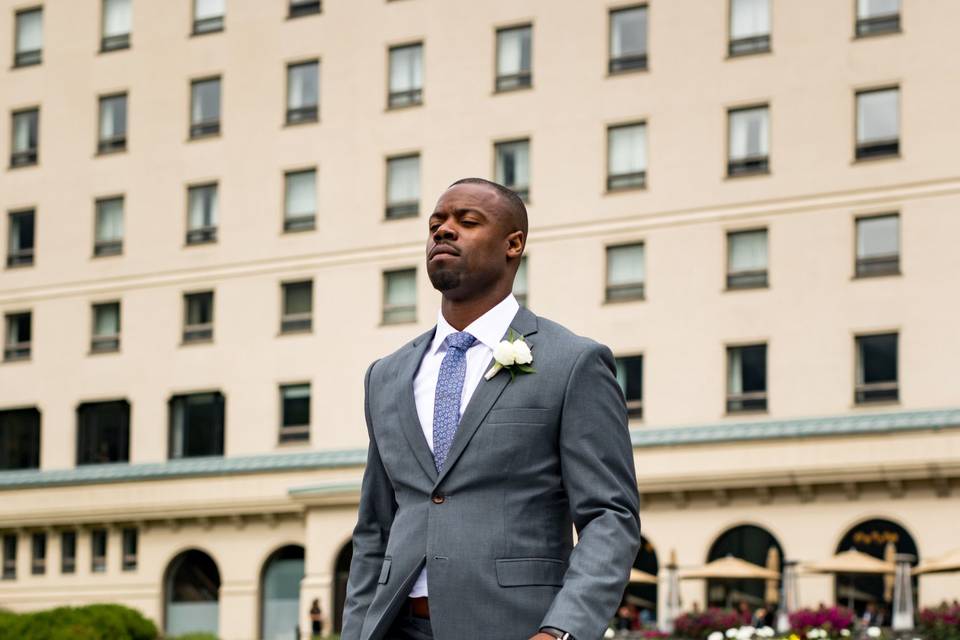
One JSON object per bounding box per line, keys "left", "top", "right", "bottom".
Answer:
{"left": 836, "top": 583, "right": 879, "bottom": 603}
{"left": 803, "top": 549, "right": 895, "bottom": 575}
{"left": 914, "top": 547, "right": 960, "bottom": 575}
{"left": 681, "top": 555, "right": 780, "bottom": 580}
{"left": 625, "top": 594, "right": 658, "bottom": 609}
{"left": 629, "top": 568, "right": 659, "bottom": 584}
{"left": 766, "top": 546, "right": 781, "bottom": 605}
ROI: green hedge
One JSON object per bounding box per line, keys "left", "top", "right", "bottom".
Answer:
{"left": 0, "top": 604, "right": 158, "bottom": 640}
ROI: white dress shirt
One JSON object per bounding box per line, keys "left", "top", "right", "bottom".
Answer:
{"left": 408, "top": 293, "right": 520, "bottom": 598}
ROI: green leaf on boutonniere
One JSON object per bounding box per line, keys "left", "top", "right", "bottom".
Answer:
{"left": 516, "top": 364, "right": 536, "bottom": 374}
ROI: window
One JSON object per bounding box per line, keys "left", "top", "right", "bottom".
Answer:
{"left": 513, "top": 256, "right": 528, "bottom": 307}
{"left": 494, "top": 140, "right": 530, "bottom": 201}
{"left": 607, "top": 123, "right": 646, "bottom": 190}
{"left": 183, "top": 291, "right": 214, "bottom": 343}
{"left": 856, "top": 0, "right": 900, "bottom": 37}
{"left": 187, "top": 183, "right": 218, "bottom": 244}
{"left": 727, "top": 344, "right": 767, "bottom": 412}
{"left": 101, "top": 0, "right": 131, "bottom": 51}
{"left": 729, "top": 0, "right": 770, "bottom": 56}
{"left": 280, "top": 384, "right": 310, "bottom": 442}
{"left": 615, "top": 355, "right": 643, "bottom": 418}
{"left": 0, "top": 408, "right": 40, "bottom": 470}
{"left": 91, "top": 529, "right": 107, "bottom": 573}
{"left": 286, "top": 61, "right": 319, "bottom": 124}
{"left": 289, "top": 0, "right": 321, "bottom": 18}
{"left": 727, "top": 229, "right": 768, "bottom": 289}
{"left": 856, "top": 87, "right": 899, "bottom": 160}
{"left": 98, "top": 93, "right": 127, "bottom": 154}
{"left": 91, "top": 302, "right": 121, "bottom": 353}
{"left": 609, "top": 6, "right": 648, "bottom": 72}
{"left": 606, "top": 243, "right": 645, "bottom": 301}
{"left": 94, "top": 197, "right": 124, "bottom": 256}
{"left": 190, "top": 77, "right": 221, "bottom": 138}
{"left": 388, "top": 43, "right": 423, "bottom": 108}
{"left": 496, "top": 25, "right": 532, "bottom": 91}
{"left": 61, "top": 531, "right": 76, "bottom": 574}
{"left": 281, "top": 281, "right": 313, "bottom": 333}
{"left": 14, "top": 8, "right": 42, "bottom": 67}
{"left": 31, "top": 533, "right": 45, "bottom": 575}
{"left": 385, "top": 154, "right": 420, "bottom": 219}
{"left": 284, "top": 169, "right": 316, "bottom": 231}
{"left": 728, "top": 106, "right": 769, "bottom": 175}
{"left": 193, "top": 0, "right": 224, "bottom": 34}
{"left": 77, "top": 400, "right": 130, "bottom": 465}
{"left": 856, "top": 333, "right": 898, "bottom": 403}
{"left": 4, "top": 312, "right": 31, "bottom": 361}
{"left": 2, "top": 534, "right": 15, "bottom": 580}
{"left": 169, "top": 392, "right": 225, "bottom": 458}
{"left": 11, "top": 108, "right": 39, "bottom": 167}
{"left": 856, "top": 214, "right": 899, "bottom": 277}
{"left": 7, "top": 209, "right": 35, "bottom": 267}
{"left": 121, "top": 528, "right": 137, "bottom": 571}
{"left": 382, "top": 269, "right": 416, "bottom": 324}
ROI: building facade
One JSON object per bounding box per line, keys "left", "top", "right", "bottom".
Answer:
{"left": 2, "top": 0, "right": 959, "bottom": 638}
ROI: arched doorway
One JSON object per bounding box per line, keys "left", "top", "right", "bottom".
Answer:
{"left": 707, "top": 525, "right": 784, "bottom": 611}
{"left": 624, "top": 536, "right": 658, "bottom": 624}
{"left": 333, "top": 541, "right": 353, "bottom": 634}
{"left": 835, "top": 518, "right": 919, "bottom": 616}
{"left": 164, "top": 549, "right": 221, "bottom": 637}
{"left": 260, "top": 545, "right": 305, "bottom": 640}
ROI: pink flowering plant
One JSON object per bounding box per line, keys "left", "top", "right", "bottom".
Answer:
{"left": 674, "top": 608, "right": 750, "bottom": 639}
{"left": 919, "top": 603, "right": 960, "bottom": 640}
{"left": 788, "top": 606, "right": 855, "bottom": 639}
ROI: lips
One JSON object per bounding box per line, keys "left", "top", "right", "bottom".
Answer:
{"left": 429, "top": 244, "right": 460, "bottom": 260}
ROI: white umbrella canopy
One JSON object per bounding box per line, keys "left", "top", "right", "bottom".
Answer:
{"left": 629, "top": 568, "right": 659, "bottom": 584}
{"left": 914, "top": 547, "right": 960, "bottom": 575}
{"left": 803, "top": 549, "right": 895, "bottom": 575}
{"left": 680, "top": 555, "right": 780, "bottom": 580}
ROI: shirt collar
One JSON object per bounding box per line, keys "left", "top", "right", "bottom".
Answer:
{"left": 431, "top": 294, "right": 520, "bottom": 354}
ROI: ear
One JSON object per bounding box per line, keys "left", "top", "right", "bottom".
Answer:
{"left": 505, "top": 230, "right": 524, "bottom": 259}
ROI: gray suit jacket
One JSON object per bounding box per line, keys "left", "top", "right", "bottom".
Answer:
{"left": 342, "top": 306, "right": 641, "bottom": 640}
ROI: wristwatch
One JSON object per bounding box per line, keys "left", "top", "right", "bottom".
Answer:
{"left": 540, "top": 627, "right": 573, "bottom": 640}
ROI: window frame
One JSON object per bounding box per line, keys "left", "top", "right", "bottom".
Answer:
{"left": 285, "top": 59, "right": 320, "bottom": 125}
{"left": 384, "top": 153, "right": 421, "bottom": 219}
{"left": 854, "top": 331, "right": 899, "bottom": 405}
{"left": 727, "top": 0, "right": 771, "bottom": 57}
{"left": 604, "top": 242, "right": 646, "bottom": 302}
{"left": 855, "top": 0, "right": 901, "bottom": 38}
{"left": 280, "top": 280, "right": 313, "bottom": 334}
{"left": 13, "top": 7, "right": 43, "bottom": 68}
{"left": 608, "top": 4, "right": 649, "bottom": 74}
{"left": 494, "top": 23, "right": 533, "bottom": 93}
{"left": 185, "top": 182, "right": 219, "bottom": 245}
{"left": 606, "top": 121, "right": 648, "bottom": 191}
{"left": 283, "top": 168, "right": 317, "bottom": 232}
{"left": 6, "top": 208, "right": 36, "bottom": 268}
{"left": 279, "top": 382, "right": 311, "bottom": 443}
{"left": 100, "top": 0, "right": 132, "bottom": 52}
{"left": 726, "top": 103, "right": 770, "bottom": 177}
{"left": 97, "top": 92, "right": 128, "bottom": 155}
{"left": 91, "top": 528, "right": 108, "bottom": 573}
{"left": 493, "top": 138, "right": 531, "bottom": 202}
{"left": 725, "top": 342, "right": 768, "bottom": 414}
{"left": 167, "top": 390, "right": 226, "bottom": 459}
{"left": 61, "top": 531, "right": 76, "bottom": 574}
{"left": 90, "top": 301, "right": 122, "bottom": 354}
{"left": 10, "top": 107, "right": 40, "bottom": 168}
{"left": 192, "top": 0, "right": 225, "bottom": 35}
{"left": 725, "top": 227, "right": 769, "bottom": 290}
{"left": 0, "top": 407, "right": 40, "bottom": 470}
{"left": 381, "top": 268, "right": 417, "bottom": 325}
{"left": 387, "top": 42, "right": 424, "bottom": 109}
{"left": 854, "top": 86, "right": 900, "bottom": 161}
{"left": 3, "top": 311, "right": 32, "bottom": 361}
{"left": 30, "top": 532, "right": 46, "bottom": 575}
{"left": 93, "top": 196, "right": 124, "bottom": 257}
{"left": 614, "top": 354, "right": 644, "bottom": 419}
{"left": 188, "top": 76, "right": 222, "bottom": 139}
{"left": 288, "top": 0, "right": 322, "bottom": 19}
{"left": 76, "top": 399, "right": 130, "bottom": 465}
{"left": 854, "top": 212, "right": 900, "bottom": 278}
{"left": 2, "top": 534, "right": 16, "bottom": 580}
{"left": 182, "top": 290, "right": 215, "bottom": 344}
{"left": 121, "top": 528, "right": 137, "bottom": 571}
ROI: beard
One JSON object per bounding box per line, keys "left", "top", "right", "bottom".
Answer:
{"left": 428, "top": 266, "right": 461, "bottom": 291}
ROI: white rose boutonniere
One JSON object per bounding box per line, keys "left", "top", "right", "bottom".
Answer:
{"left": 484, "top": 329, "right": 536, "bottom": 381}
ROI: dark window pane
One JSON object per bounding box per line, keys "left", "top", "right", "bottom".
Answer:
{"left": 61, "top": 531, "right": 76, "bottom": 574}
{"left": 727, "top": 344, "right": 767, "bottom": 412}
{"left": 77, "top": 400, "right": 130, "bottom": 464}
{"left": 7, "top": 210, "right": 35, "bottom": 267}
{"left": 289, "top": 0, "right": 321, "bottom": 18}
{"left": 0, "top": 408, "right": 40, "bottom": 469}
{"left": 281, "top": 384, "right": 311, "bottom": 442}
{"left": 91, "top": 529, "right": 107, "bottom": 572}
{"left": 31, "top": 532, "right": 45, "bottom": 575}
{"left": 2, "top": 534, "right": 16, "bottom": 579}
{"left": 615, "top": 356, "right": 643, "bottom": 418}
{"left": 122, "top": 528, "right": 137, "bottom": 571}
{"left": 169, "top": 392, "right": 225, "bottom": 458}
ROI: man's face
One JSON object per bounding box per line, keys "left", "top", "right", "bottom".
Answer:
{"left": 425, "top": 183, "right": 522, "bottom": 300}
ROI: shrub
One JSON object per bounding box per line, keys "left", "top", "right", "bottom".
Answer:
{"left": 0, "top": 604, "right": 158, "bottom": 640}
{"left": 674, "top": 608, "right": 749, "bottom": 639}
{"left": 167, "top": 634, "right": 220, "bottom": 640}
{"left": 919, "top": 603, "right": 960, "bottom": 640}
{"left": 788, "top": 606, "right": 855, "bottom": 639}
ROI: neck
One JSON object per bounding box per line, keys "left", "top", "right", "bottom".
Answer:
{"left": 440, "top": 285, "right": 511, "bottom": 331}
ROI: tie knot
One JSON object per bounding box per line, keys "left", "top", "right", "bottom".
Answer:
{"left": 444, "top": 331, "right": 477, "bottom": 352}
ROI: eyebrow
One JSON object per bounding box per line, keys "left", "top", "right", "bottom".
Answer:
{"left": 430, "top": 207, "right": 487, "bottom": 218}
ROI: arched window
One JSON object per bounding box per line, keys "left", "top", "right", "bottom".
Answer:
{"left": 706, "top": 524, "right": 784, "bottom": 610}
{"left": 260, "top": 544, "right": 305, "bottom": 640}
{"left": 835, "top": 518, "right": 918, "bottom": 616}
{"left": 164, "top": 549, "right": 221, "bottom": 636}
{"left": 624, "top": 536, "right": 659, "bottom": 622}
{"left": 333, "top": 541, "right": 353, "bottom": 634}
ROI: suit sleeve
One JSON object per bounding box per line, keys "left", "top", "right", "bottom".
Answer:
{"left": 540, "top": 343, "right": 642, "bottom": 640}
{"left": 341, "top": 360, "right": 398, "bottom": 640}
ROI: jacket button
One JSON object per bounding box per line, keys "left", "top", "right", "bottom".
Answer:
{"left": 431, "top": 494, "right": 445, "bottom": 504}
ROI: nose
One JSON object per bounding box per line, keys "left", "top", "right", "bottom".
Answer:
{"left": 432, "top": 221, "right": 458, "bottom": 242}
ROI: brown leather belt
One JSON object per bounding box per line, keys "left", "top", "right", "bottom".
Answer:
{"left": 405, "top": 596, "right": 430, "bottom": 619}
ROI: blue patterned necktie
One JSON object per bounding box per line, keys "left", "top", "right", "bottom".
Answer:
{"left": 432, "top": 331, "right": 477, "bottom": 472}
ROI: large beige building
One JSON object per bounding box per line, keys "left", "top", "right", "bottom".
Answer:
{"left": 2, "top": 0, "right": 959, "bottom": 638}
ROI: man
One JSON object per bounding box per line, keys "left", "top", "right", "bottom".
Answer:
{"left": 343, "top": 178, "right": 641, "bottom": 640}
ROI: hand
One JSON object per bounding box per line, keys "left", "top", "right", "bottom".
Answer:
{"left": 529, "top": 634, "right": 557, "bottom": 640}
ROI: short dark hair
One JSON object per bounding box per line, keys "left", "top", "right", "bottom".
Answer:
{"left": 448, "top": 177, "right": 528, "bottom": 238}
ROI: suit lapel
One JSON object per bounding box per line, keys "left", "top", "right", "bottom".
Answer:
{"left": 433, "top": 306, "right": 539, "bottom": 489}
{"left": 397, "top": 328, "right": 440, "bottom": 483}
